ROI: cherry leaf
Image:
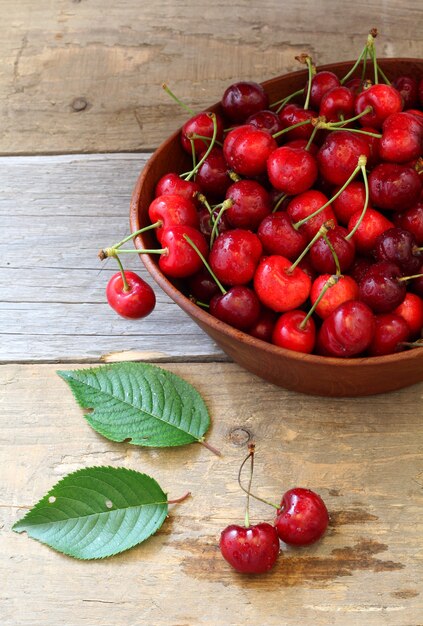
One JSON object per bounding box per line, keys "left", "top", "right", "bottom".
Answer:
{"left": 12, "top": 466, "right": 169, "bottom": 559}
{"left": 57, "top": 362, "right": 210, "bottom": 447}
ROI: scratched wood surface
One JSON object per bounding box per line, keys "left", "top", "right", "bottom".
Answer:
{"left": 1, "top": 0, "right": 422, "bottom": 154}
{"left": 1, "top": 363, "right": 423, "bottom": 626}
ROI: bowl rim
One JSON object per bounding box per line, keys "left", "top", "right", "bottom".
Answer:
{"left": 130, "top": 58, "right": 423, "bottom": 370}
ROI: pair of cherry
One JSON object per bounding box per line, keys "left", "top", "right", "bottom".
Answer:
{"left": 219, "top": 445, "right": 329, "bottom": 574}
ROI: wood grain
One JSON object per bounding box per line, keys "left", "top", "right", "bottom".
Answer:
{"left": 1, "top": 363, "right": 423, "bottom": 626}
{"left": 1, "top": 0, "right": 422, "bottom": 154}
{"left": 0, "top": 154, "right": 223, "bottom": 362}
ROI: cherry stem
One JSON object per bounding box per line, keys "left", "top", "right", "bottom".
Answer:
{"left": 288, "top": 223, "right": 331, "bottom": 273}
{"left": 190, "top": 133, "right": 223, "bottom": 148}
{"left": 293, "top": 155, "right": 367, "bottom": 230}
{"left": 299, "top": 274, "right": 340, "bottom": 329}
{"left": 340, "top": 44, "right": 368, "bottom": 85}
{"left": 210, "top": 199, "right": 232, "bottom": 246}
{"left": 190, "top": 137, "right": 197, "bottom": 171}
{"left": 273, "top": 88, "right": 304, "bottom": 113}
{"left": 244, "top": 445, "right": 254, "bottom": 527}
{"left": 237, "top": 445, "right": 279, "bottom": 512}
{"left": 398, "top": 273, "right": 423, "bottom": 282}
{"left": 303, "top": 56, "right": 315, "bottom": 110}
{"left": 183, "top": 233, "right": 227, "bottom": 295}
{"left": 198, "top": 193, "right": 214, "bottom": 215}
{"left": 162, "top": 83, "right": 195, "bottom": 116}
{"left": 114, "top": 254, "right": 130, "bottom": 292}
{"left": 323, "top": 232, "right": 341, "bottom": 276}
{"left": 272, "top": 193, "right": 288, "bottom": 213}
{"left": 272, "top": 118, "right": 312, "bottom": 139}
{"left": 109, "top": 221, "right": 162, "bottom": 251}
{"left": 361, "top": 48, "right": 368, "bottom": 83}
{"left": 184, "top": 113, "right": 217, "bottom": 182}
{"left": 167, "top": 491, "right": 191, "bottom": 505}
{"left": 305, "top": 123, "right": 319, "bottom": 151}
{"left": 198, "top": 438, "right": 222, "bottom": 456}
{"left": 346, "top": 163, "right": 369, "bottom": 240}
{"left": 324, "top": 106, "right": 373, "bottom": 128}
{"left": 110, "top": 248, "right": 166, "bottom": 255}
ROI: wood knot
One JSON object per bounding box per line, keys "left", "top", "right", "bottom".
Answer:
{"left": 71, "top": 97, "right": 88, "bottom": 112}
{"left": 229, "top": 427, "right": 252, "bottom": 446}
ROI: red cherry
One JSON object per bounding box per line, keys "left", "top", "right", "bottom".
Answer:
{"left": 248, "top": 308, "right": 278, "bottom": 342}
{"left": 246, "top": 109, "right": 284, "bottom": 137}
{"left": 310, "top": 274, "right": 359, "bottom": 319}
{"left": 219, "top": 523, "right": 279, "bottom": 574}
{"left": 317, "top": 300, "right": 375, "bottom": 357}
{"left": 332, "top": 181, "right": 370, "bottom": 225}
{"left": 225, "top": 180, "right": 271, "bottom": 230}
{"left": 317, "top": 130, "right": 370, "bottom": 186}
{"left": 369, "top": 313, "right": 410, "bottom": 356}
{"left": 272, "top": 310, "right": 316, "bottom": 354}
{"left": 223, "top": 125, "right": 278, "bottom": 177}
{"left": 347, "top": 208, "right": 394, "bottom": 255}
{"left": 391, "top": 75, "right": 418, "bottom": 110}
{"left": 209, "top": 229, "right": 263, "bottom": 286}
{"left": 198, "top": 205, "right": 231, "bottom": 241}
{"left": 148, "top": 194, "right": 199, "bottom": 242}
{"left": 411, "top": 264, "right": 423, "bottom": 298}
{"left": 181, "top": 111, "right": 224, "bottom": 155}
{"left": 257, "top": 212, "right": 307, "bottom": 260}
{"left": 358, "top": 261, "right": 406, "bottom": 313}
{"left": 354, "top": 84, "right": 403, "bottom": 128}
{"left": 369, "top": 163, "right": 422, "bottom": 211}
{"left": 309, "top": 225, "right": 356, "bottom": 274}
{"left": 307, "top": 70, "right": 341, "bottom": 109}
{"left": 286, "top": 190, "right": 337, "bottom": 241}
{"left": 106, "top": 271, "right": 156, "bottom": 319}
{"left": 394, "top": 202, "right": 423, "bottom": 245}
{"left": 159, "top": 226, "right": 209, "bottom": 278}
{"left": 373, "top": 227, "right": 421, "bottom": 275}
{"left": 267, "top": 146, "right": 318, "bottom": 195}
{"left": 254, "top": 255, "right": 311, "bottom": 312}
{"left": 319, "top": 86, "right": 355, "bottom": 122}
{"left": 284, "top": 137, "right": 319, "bottom": 156}
{"left": 394, "top": 292, "right": 423, "bottom": 336}
{"left": 187, "top": 267, "right": 220, "bottom": 303}
{"left": 278, "top": 104, "right": 316, "bottom": 140}
{"left": 155, "top": 173, "right": 201, "bottom": 205}
{"left": 274, "top": 488, "right": 329, "bottom": 546}
{"left": 195, "top": 146, "right": 232, "bottom": 199}
{"left": 379, "top": 112, "right": 423, "bottom": 163}
{"left": 210, "top": 286, "right": 261, "bottom": 330}
{"left": 221, "top": 81, "right": 269, "bottom": 123}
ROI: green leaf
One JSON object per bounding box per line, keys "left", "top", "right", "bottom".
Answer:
{"left": 13, "top": 466, "right": 168, "bottom": 559}
{"left": 57, "top": 362, "right": 210, "bottom": 447}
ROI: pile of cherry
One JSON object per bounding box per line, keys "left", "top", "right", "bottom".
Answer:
{"left": 104, "top": 38, "right": 423, "bottom": 359}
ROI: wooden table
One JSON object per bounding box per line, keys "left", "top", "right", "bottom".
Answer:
{"left": 1, "top": 3, "right": 422, "bottom": 625}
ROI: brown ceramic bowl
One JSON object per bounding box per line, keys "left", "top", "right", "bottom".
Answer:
{"left": 130, "top": 59, "right": 423, "bottom": 397}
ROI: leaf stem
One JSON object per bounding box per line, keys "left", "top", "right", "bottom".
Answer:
{"left": 198, "top": 439, "right": 222, "bottom": 456}
{"left": 167, "top": 491, "right": 192, "bottom": 505}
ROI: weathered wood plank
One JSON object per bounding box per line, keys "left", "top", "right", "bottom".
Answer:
{"left": 0, "top": 154, "right": 224, "bottom": 362}
{"left": 1, "top": 363, "right": 422, "bottom": 626}
{"left": 1, "top": 0, "right": 422, "bottom": 154}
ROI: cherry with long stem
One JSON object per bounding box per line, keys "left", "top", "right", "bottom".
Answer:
{"left": 237, "top": 445, "right": 279, "bottom": 511}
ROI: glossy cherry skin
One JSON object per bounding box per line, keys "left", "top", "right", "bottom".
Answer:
{"left": 248, "top": 308, "right": 278, "bottom": 342}
{"left": 354, "top": 83, "right": 403, "bottom": 128}
{"left": 187, "top": 267, "right": 220, "bottom": 303}
{"left": 394, "top": 292, "right": 423, "bottom": 336}
{"left": 394, "top": 202, "right": 423, "bottom": 245}
{"left": 210, "top": 286, "right": 261, "bottom": 330}
{"left": 391, "top": 75, "right": 418, "bottom": 109}
{"left": 225, "top": 179, "right": 271, "bottom": 230}
{"left": 373, "top": 227, "right": 421, "bottom": 275}
{"left": 369, "top": 163, "right": 422, "bottom": 211}
{"left": 181, "top": 112, "right": 224, "bottom": 155}
{"left": 272, "top": 310, "right": 316, "bottom": 354}
{"left": 379, "top": 112, "right": 423, "bottom": 163}
{"left": 209, "top": 229, "right": 263, "bottom": 286}
{"left": 148, "top": 194, "right": 199, "bottom": 242}
{"left": 267, "top": 146, "right": 318, "bottom": 195}
{"left": 278, "top": 104, "right": 316, "bottom": 140}
{"left": 369, "top": 313, "right": 410, "bottom": 356}
{"left": 310, "top": 274, "right": 359, "bottom": 319}
{"left": 247, "top": 109, "right": 284, "bottom": 137}
{"left": 223, "top": 125, "right": 278, "bottom": 177}
{"left": 106, "top": 271, "right": 156, "bottom": 319}
{"left": 319, "top": 86, "right": 355, "bottom": 122}
{"left": 198, "top": 205, "right": 231, "bottom": 241}
{"left": 254, "top": 255, "right": 311, "bottom": 312}
{"left": 258, "top": 212, "right": 307, "bottom": 261}
{"left": 358, "top": 262, "right": 406, "bottom": 313}
{"left": 155, "top": 173, "right": 201, "bottom": 205}
{"left": 307, "top": 70, "right": 341, "bottom": 109}
{"left": 274, "top": 488, "right": 329, "bottom": 546}
{"left": 221, "top": 81, "right": 269, "bottom": 123}
{"left": 309, "top": 225, "right": 355, "bottom": 274}
{"left": 286, "top": 190, "right": 337, "bottom": 241}
{"left": 195, "top": 146, "right": 232, "bottom": 199}
{"left": 159, "top": 225, "right": 209, "bottom": 279}
{"left": 219, "top": 522, "right": 279, "bottom": 574}
{"left": 317, "top": 130, "right": 370, "bottom": 186}
{"left": 347, "top": 208, "right": 394, "bottom": 255}
{"left": 332, "top": 181, "right": 370, "bottom": 225}
{"left": 317, "top": 300, "right": 375, "bottom": 357}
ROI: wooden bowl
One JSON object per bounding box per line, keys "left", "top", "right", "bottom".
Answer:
{"left": 130, "top": 59, "right": 423, "bottom": 397}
